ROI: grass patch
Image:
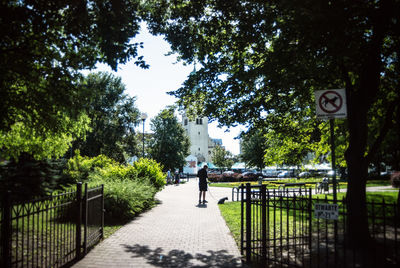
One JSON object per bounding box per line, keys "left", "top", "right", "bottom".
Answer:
{"left": 104, "top": 224, "right": 123, "bottom": 239}
{"left": 366, "top": 180, "right": 392, "bottom": 187}
{"left": 219, "top": 202, "right": 242, "bottom": 246}
{"left": 314, "top": 191, "right": 398, "bottom": 203}
{"left": 219, "top": 191, "right": 399, "bottom": 248}
{"left": 212, "top": 179, "right": 395, "bottom": 192}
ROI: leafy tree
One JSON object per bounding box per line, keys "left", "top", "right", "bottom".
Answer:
{"left": 0, "top": 113, "right": 90, "bottom": 160}
{"left": 148, "top": 106, "right": 190, "bottom": 171}
{"left": 73, "top": 72, "right": 141, "bottom": 163}
{"left": 1, "top": 0, "right": 147, "bottom": 152}
{"left": 145, "top": 0, "right": 400, "bottom": 244}
{"left": 240, "top": 130, "right": 266, "bottom": 171}
{"left": 212, "top": 145, "right": 234, "bottom": 172}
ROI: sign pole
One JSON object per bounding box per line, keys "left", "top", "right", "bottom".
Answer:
{"left": 330, "top": 118, "right": 339, "bottom": 266}
{"left": 330, "top": 119, "right": 337, "bottom": 203}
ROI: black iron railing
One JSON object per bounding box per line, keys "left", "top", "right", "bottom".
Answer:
{"left": 0, "top": 183, "right": 104, "bottom": 268}
{"left": 241, "top": 183, "right": 400, "bottom": 267}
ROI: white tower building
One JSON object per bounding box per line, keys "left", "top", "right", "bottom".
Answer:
{"left": 182, "top": 114, "right": 210, "bottom": 163}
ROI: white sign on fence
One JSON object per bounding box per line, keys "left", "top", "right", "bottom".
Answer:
{"left": 314, "top": 203, "right": 339, "bottom": 220}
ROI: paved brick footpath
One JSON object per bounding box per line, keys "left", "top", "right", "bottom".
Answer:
{"left": 72, "top": 179, "right": 244, "bottom": 268}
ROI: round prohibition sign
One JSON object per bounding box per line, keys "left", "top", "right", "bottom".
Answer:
{"left": 318, "top": 91, "right": 343, "bottom": 113}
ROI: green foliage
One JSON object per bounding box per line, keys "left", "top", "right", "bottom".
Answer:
{"left": 148, "top": 106, "right": 190, "bottom": 171}
{"left": 73, "top": 72, "right": 141, "bottom": 163}
{"left": 240, "top": 129, "right": 266, "bottom": 170}
{"left": 132, "top": 158, "right": 166, "bottom": 190}
{"left": 65, "top": 152, "right": 117, "bottom": 183}
{"left": 312, "top": 121, "right": 348, "bottom": 168}
{"left": 1, "top": 1, "right": 147, "bottom": 135}
{"left": 211, "top": 145, "right": 234, "bottom": 172}
{"left": 65, "top": 152, "right": 165, "bottom": 224}
{"left": 145, "top": 1, "right": 400, "bottom": 241}
{"left": 0, "top": 113, "right": 90, "bottom": 160}
{"left": 64, "top": 154, "right": 165, "bottom": 224}
{"left": 87, "top": 174, "right": 157, "bottom": 224}
{"left": 0, "top": 154, "right": 70, "bottom": 201}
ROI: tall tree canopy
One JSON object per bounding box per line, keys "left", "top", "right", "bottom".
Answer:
{"left": 145, "top": 0, "right": 400, "bottom": 244}
{"left": 73, "top": 72, "right": 141, "bottom": 163}
{"left": 211, "top": 145, "right": 234, "bottom": 173}
{"left": 148, "top": 106, "right": 190, "bottom": 171}
{"left": 1, "top": 0, "right": 146, "bottom": 138}
{"left": 240, "top": 130, "right": 266, "bottom": 171}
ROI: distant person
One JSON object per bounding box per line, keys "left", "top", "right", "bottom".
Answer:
{"left": 167, "top": 169, "right": 172, "bottom": 184}
{"left": 197, "top": 165, "right": 208, "bottom": 204}
{"left": 174, "top": 170, "right": 180, "bottom": 184}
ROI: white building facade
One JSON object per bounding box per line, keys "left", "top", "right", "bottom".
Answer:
{"left": 182, "top": 114, "right": 211, "bottom": 163}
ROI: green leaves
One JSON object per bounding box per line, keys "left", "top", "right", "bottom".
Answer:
{"left": 211, "top": 145, "right": 234, "bottom": 171}
{"left": 0, "top": 113, "right": 90, "bottom": 160}
{"left": 240, "top": 130, "right": 266, "bottom": 170}
{"left": 73, "top": 72, "right": 141, "bottom": 163}
{"left": 148, "top": 106, "right": 190, "bottom": 171}
{"left": 1, "top": 0, "right": 146, "bottom": 149}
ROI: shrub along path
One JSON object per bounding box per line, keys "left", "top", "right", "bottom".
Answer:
{"left": 72, "top": 178, "right": 244, "bottom": 268}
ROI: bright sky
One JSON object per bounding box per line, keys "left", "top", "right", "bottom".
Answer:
{"left": 94, "top": 24, "right": 244, "bottom": 155}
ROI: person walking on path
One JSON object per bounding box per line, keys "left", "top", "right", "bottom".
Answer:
{"left": 198, "top": 165, "right": 208, "bottom": 204}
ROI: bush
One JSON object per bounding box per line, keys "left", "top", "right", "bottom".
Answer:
{"left": 390, "top": 172, "right": 400, "bottom": 188}
{"left": 0, "top": 154, "right": 70, "bottom": 201}
{"left": 88, "top": 174, "right": 157, "bottom": 224}
{"left": 97, "top": 164, "right": 138, "bottom": 182}
{"left": 65, "top": 152, "right": 116, "bottom": 183}
{"left": 61, "top": 155, "right": 167, "bottom": 224}
{"left": 207, "top": 173, "right": 221, "bottom": 182}
{"left": 132, "top": 158, "right": 166, "bottom": 190}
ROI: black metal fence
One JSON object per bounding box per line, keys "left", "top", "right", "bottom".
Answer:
{"left": 241, "top": 183, "right": 400, "bottom": 267}
{"left": 0, "top": 183, "right": 104, "bottom": 268}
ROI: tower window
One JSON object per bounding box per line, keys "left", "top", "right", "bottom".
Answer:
{"left": 196, "top": 118, "right": 203, "bottom": 125}
{"left": 184, "top": 119, "right": 188, "bottom": 126}
{"left": 198, "top": 148, "right": 201, "bottom": 151}
{"left": 198, "top": 132, "right": 200, "bottom": 135}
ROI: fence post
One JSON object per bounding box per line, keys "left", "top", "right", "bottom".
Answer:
{"left": 1, "top": 191, "right": 11, "bottom": 268}
{"left": 83, "top": 183, "right": 88, "bottom": 255}
{"left": 397, "top": 188, "right": 400, "bottom": 224}
{"left": 101, "top": 184, "right": 104, "bottom": 240}
{"left": 245, "top": 183, "right": 252, "bottom": 264}
{"left": 308, "top": 188, "right": 313, "bottom": 267}
{"left": 240, "top": 185, "right": 244, "bottom": 255}
{"left": 76, "top": 182, "right": 82, "bottom": 260}
{"left": 261, "top": 185, "right": 267, "bottom": 263}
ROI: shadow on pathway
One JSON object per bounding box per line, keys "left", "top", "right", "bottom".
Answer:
{"left": 122, "top": 244, "right": 244, "bottom": 268}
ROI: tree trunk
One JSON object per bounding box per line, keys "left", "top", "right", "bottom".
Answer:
{"left": 343, "top": 11, "right": 386, "bottom": 244}
{"left": 345, "top": 100, "right": 370, "bottom": 246}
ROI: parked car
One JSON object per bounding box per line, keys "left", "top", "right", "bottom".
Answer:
{"left": 242, "top": 171, "right": 258, "bottom": 180}
{"left": 263, "top": 170, "right": 280, "bottom": 178}
{"left": 299, "top": 171, "right": 312, "bottom": 178}
{"left": 218, "top": 170, "right": 242, "bottom": 181}
{"left": 327, "top": 170, "right": 335, "bottom": 177}
{"left": 222, "top": 170, "right": 235, "bottom": 177}
{"left": 277, "top": 171, "right": 292, "bottom": 178}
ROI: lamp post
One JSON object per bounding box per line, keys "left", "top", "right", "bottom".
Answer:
{"left": 140, "top": 113, "right": 147, "bottom": 158}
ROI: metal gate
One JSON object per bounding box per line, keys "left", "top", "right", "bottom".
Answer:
{"left": 241, "top": 184, "right": 312, "bottom": 267}
{"left": 240, "top": 183, "right": 400, "bottom": 267}
{"left": 1, "top": 182, "right": 104, "bottom": 267}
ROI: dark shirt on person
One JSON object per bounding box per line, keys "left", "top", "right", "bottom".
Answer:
{"left": 198, "top": 168, "right": 208, "bottom": 184}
